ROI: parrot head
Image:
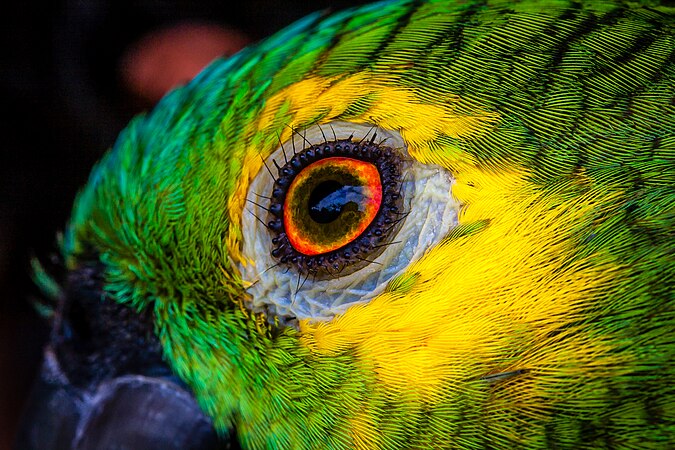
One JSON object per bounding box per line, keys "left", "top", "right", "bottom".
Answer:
{"left": 21, "top": 0, "right": 674, "bottom": 448}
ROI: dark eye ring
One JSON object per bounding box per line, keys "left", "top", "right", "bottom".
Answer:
{"left": 266, "top": 138, "right": 404, "bottom": 277}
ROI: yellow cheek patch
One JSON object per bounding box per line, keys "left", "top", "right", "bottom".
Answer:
{"left": 227, "top": 72, "right": 498, "bottom": 265}
{"left": 349, "top": 410, "right": 377, "bottom": 450}
{"left": 298, "top": 164, "right": 625, "bottom": 405}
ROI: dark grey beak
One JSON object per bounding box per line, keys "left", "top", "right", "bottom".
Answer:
{"left": 16, "top": 263, "right": 239, "bottom": 450}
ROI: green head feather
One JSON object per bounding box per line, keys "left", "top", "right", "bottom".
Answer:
{"left": 63, "top": 0, "right": 673, "bottom": 448}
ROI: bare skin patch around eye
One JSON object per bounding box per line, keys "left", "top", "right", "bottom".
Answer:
{"left": 238, "top": 122, "right": 458, "bottom": 326}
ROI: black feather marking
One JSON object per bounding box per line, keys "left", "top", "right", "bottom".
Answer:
{"left": 549, "top": 11, "right": 598, "bottom": 72}
{"left": 367, "top": 0, "right": 425, "bottom": 64}
{"left": 617, "top": 33, "right": 660, "bottom": 64}
{"left": 310, "top": 12, "right": 358, "bottom": 75}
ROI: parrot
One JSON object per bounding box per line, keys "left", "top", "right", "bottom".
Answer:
{"left": 16, "top": 0, "right": 674, "bottom": 448}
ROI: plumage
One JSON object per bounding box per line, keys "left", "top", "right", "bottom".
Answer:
{"left": 23, "top": 0, "right": 674, "bottom": 448}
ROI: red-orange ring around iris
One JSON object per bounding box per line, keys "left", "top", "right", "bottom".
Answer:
{"left": 284, "top": 157, "right": 382, "bottom": 256}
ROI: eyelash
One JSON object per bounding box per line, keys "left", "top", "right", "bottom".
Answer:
{"left": 240, "top": 122, "right": 457, "bottom": 323}
{"left": 262, "top": 137, "right": 405, "bottom": 278}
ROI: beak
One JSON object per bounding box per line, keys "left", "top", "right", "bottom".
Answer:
{"left": 16, "top": 264, "right": 239, "bottom": 450}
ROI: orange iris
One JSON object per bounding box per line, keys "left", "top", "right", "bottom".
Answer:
{"left": 283, "top": 157, "right": 382, "bottom": 256}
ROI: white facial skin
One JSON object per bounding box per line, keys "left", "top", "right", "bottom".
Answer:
{"left": 239, "top": 122, "right": 459, "bottom": 325}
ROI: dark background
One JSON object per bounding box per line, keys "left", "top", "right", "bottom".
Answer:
{"left": 0, "top": 1, "right": 368, "bottom": 448}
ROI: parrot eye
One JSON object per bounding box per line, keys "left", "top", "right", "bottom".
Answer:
{"left": 239, "top": 122, "right": 458, "bottom": 325}
{"left": 267, "top": 139, "right": 404, "bottom": 277}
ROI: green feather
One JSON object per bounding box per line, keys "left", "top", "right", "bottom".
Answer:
{"left": 61, "top": 0, "right": 673, "bottom": 448}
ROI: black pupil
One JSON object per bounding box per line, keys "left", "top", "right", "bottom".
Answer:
{"left": 308, "top": 180, "right": 365, "bottom": 224}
